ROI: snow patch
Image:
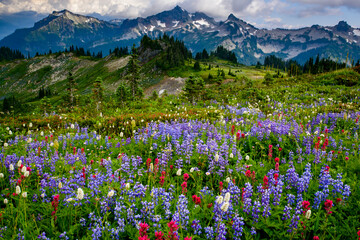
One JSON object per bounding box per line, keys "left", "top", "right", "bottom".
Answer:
{"left": 53, "top": 11, "right": 65, "bottom": 17}
{"left": 157, "top": 21, "right": 166, "bottom": 28}
{"left": 354, "top": 29, "right": 360, "bottom": 36}
{"left": 172, "top": 21, "right": 179, "bottom": 28}
{"left": 193, "top": 19, "right": 210, "bottom": 29}
{"left": 257, "top": 43, "right": 283, "bottom": 53}
{"left": 149, "top": 25, "right": 155, "bottom": 31}
{"left": 195, "top": 19, "right": 210, "bottom": 27}
{"left": 221, "top": 39, "right": 236, "bottom": 51}
{"left": 254, "top": 53, "right": 261, "bottom": 59}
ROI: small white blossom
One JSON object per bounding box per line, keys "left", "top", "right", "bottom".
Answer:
{"left": 58, "top": 182, "right": 63, "bottom": 189}
{"left": 17, "top": 160, "right": 22, "bottom": 167}
{"left": 21, "top": 166, "right": 26, "bottom": 173}
{"left": 225, "top": 177, "right": 231, "bottom": 183}
{"left": 120, "top": 132, "right": 123, "bottom": 138}
{"left": 4, "top": 143, "right": 8, "bottom": 147}
{"left": 245, "top": 155, "right": 250, "bottom": 161}
{"left": 224, "top": 192, "right": 231, "bottom": 203}
{"left": 221, "top": 202, "right": 230, "bottom": 212}
{"left": 206, "top": 172, "right": 210, "bottom": 176}
{"left": 29, "top": 122, "right": 33, "bottom": 128}
{"left": 4, "top": 199, "right": 8, "bottom": 204}
{"left": 176, "top": 169, "right": 182, "bottom": 176}
{"left": 216, "top": 196, "right": 224, "bottom": 204}
{"left": 190, "top": 167, "right": 194, "bottom": 173}
{"left": 125, "top": 183, "right": 130, "bottom": 190}
{"left": 22, "top": 192, "right": 27, "bottom": 198}
{"left": 16, "top": 186, "right": 21, "bottom": 194}
{"left": 77, "top": 188, "right": 84, "bottom": 200}
{"left": 24, "top": 171, "right": 29, "bottom": 177}
{"left": 107, "top": 190, "right": 115, "bottom": 197}
{"left": 229, "top": 153, "right": 234, "bottom": 158}
{"left": 41, "top": 193, "right": 45, "bottom": 198}
{"left": 305, "top": 209, "right": 311, "bottom": 219}
{"left": 66, "top": 198, "right": 73, "bottom": 202}
{"left": 0, "top": 173, "right": 4, "bottom": 178}
{"left": 215, "top": 153, "right": 219, "bottom": 162}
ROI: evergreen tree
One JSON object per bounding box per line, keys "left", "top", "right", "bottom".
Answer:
{"left": 183, "top": 75, "right": 205, "bottom": 103}
{"left": 116, "top": 82, "right": 130, "bottom": 107}
{"left": 92, "top": 77, "right": 104, "bottom": 111}
{"left": 65, "top": 72, "right": 78, "bottom": 108}
{"left": 127, "top": 45, "right": 140, "bottom": 100}
{"left": 194, "top": 61, "right": 201, "bottom": 71}
{"left": 40, "top": 97, "right": 52, "bottom": 115}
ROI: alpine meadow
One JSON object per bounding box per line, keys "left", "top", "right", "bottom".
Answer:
{"left": 0, "top": 3, "right": 360, "bottom": 240}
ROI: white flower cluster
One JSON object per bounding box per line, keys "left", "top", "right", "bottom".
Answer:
{"left": 216, "top": 192, "right": 231, "bottom": 212}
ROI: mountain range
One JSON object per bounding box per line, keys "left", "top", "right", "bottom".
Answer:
{"left": 1, "top": 6, "right": 360, "bottom": 65}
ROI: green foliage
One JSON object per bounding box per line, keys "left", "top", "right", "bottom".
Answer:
{"left": 183, "top": 75, "right": 205, "bottom": 102}
{"left": 263, "top": 72, "right": 274, "bottom": 86}
{"left": 116, "top": 82, "right": 130, "bottom": 107}
{"left": 0, "top": 46, "right": 24, "bottom": 61}
{"left": 150, "top": 90, "right": 158, "bottom": 100}
{"left": 39, "top": 96, "right": 52, "bottom": 114}
{"left": 194, "top": 61, "right": 201, "bottom": 71}
{"left": 312, "top": 69, "right": 360, "bottom": 86}
{"left": 63, "top": 72, "right": 78, "bottom": 109}
{"left": 211, "top": 45, "right": 237, "bottom": 64}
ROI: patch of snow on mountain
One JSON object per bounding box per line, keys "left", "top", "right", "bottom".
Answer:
{"left": 257, "top": 43, "right": 283, "bottom": 53}
{"left": 53, "top": 12, "right": 65, "bottom": 17}
{"left": 173, "top": 21, "right": 179, "bottom": 27}
{"left": 221, "top": 39, "right": 236, "bottom": 51}
{"left": 157, "top": 21, "right": 166, "bottom": 28}
{"left": 149, "top": 25, "right": 155, "bottom": 31}
{"left": 193, "top": 19, "right": 210, "bottom": 29}
{"left": 354, "top": 29, "right": 360, "bottom": 36}
{"left": 195, "top": 19, "right": 210, "bottom": 26}
{"left": 254, "top": 53, "right": 261, "bottom": 58}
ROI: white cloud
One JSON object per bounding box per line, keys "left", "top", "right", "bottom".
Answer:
{"left": 0, "top": 0, "right": 286, "bottom": 20}
{"left": 288, "top": 0, "right": 360, "bottom": 8}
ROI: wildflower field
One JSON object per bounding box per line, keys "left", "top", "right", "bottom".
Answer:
{"left": 1, "top": 88, "right": 360, "bottom": 240}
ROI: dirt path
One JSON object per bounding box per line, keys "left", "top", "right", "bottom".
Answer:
{"left": 144, "top": 76, "right": 186, "bottom": 97}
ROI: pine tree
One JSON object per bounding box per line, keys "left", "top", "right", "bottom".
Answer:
{"left": 127, "top": 44, "right": 140, "bottom": 100}
{"left": 116, "top": 82, "right": 130, "bottom": 107}
{"left": 184, "top": 75, "right": 205, "bottom": 103}
{"left": 66, "top": 72, "right": 77, "bottom": 108}
{"left": 92, "top": 77, "right": 104, "bottom": 111}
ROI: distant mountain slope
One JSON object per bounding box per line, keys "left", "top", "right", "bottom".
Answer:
{"left": 1, "top": 6, "right": 360, "bottom": 65}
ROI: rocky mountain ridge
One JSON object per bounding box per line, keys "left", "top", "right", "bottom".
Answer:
{"left": 1, "top": 6, "right": 359, "bottom": 64}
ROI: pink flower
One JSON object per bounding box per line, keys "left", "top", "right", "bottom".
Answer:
{"left": 139, "top": 222, "right": 149, "bottom": 237}
{"left": 324, "top": 199, "right": 333, "bottom": 214}
{"left": 184, "top": 237, "right": 192, "bottom": 240}
{"left": 183, "top": 173, "right": 189, "bottom": 182}
{"left": 155, "top": 231, "right": 164, "bottom": 240}
{"left": 313, "top": 236, "right": 319, "bottom": 240}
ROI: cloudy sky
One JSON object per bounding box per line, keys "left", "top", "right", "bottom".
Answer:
{"left": 0, "top": 0, "right": 359, "bottom": 38}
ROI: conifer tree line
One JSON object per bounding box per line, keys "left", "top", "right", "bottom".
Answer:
{"left": 0, "top": 46, "right": 24, "bottom": 61}
{"left": 109, "top": 47, "right": 129, "bottom": 58}
{"left": 153, "top": 34, "right": 193, "bottom": 70}
{"left": 195, "top": 46, "right": 238, "bottom": 64}
{"left": 262, "top": 54, "right": 356, "bottom": 76}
